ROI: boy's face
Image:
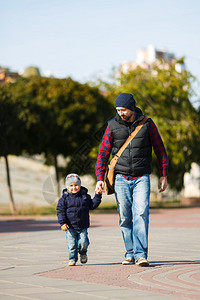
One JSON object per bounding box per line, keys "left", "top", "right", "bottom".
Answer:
{"left": 68, "top": 182, "right": 81, "bottom": 194}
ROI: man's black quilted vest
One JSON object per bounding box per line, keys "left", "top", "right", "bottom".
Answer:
{"left": 108, "top": 111, "right": 152, "bottom": 177}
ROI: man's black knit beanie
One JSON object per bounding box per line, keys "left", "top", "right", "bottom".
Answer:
{"left": 115, "top": 93, "right": 136, "bottom": 111}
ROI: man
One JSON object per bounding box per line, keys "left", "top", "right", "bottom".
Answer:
{"left": 95, "top": 93, "right": 168, "bottom": 266}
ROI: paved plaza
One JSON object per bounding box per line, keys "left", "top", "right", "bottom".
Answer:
{"left": 0, "top": 208, "right": 200, "bottom": 299}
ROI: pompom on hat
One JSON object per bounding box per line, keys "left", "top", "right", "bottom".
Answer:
{"left": 115, "top": 93, "right": 136, "bottom": 111}
{"left": 65, "top": 174, "right": 81, "bottom": 188}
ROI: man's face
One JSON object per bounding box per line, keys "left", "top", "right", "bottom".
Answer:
{"left": 116, "top": 107, "right": 135, "bottom": 122}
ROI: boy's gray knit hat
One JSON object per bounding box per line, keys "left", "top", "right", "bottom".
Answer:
{"left": 65, "top": 174, "right": 81, "bottom": 188}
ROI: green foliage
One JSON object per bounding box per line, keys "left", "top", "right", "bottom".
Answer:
{"left": 100, "top": 59, "right": 200, "bottom": 191}
{"left": 2, "top": 76, "right": 113, "bottom": 177}
{"left": 0, "top": 85, "right": 26, "bottom": 156}
{"left": 2, "top": 60, "right": 198, "bottom": 193}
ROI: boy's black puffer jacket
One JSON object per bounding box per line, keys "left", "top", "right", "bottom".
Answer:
{"left": 56, "top": 187, "right": 101, "bottom": 231}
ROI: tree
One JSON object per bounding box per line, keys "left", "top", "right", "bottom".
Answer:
{"left": 10, "top": 77, "right": 113, "bottom": 196}
{"left": 0, "top": 85, "right": 26, "bottom": 213}
{"left": 40, "top": 77, "right": 113, "bottom": 185}
{"left": 9, "top": 77, "right": 64, "bottom": 196}
{"left": 100, "top": 59, "right": 200, "bottom": 191}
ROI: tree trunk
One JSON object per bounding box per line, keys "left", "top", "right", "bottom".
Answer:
{"left": 54, "top": 154, "right": 60, "bottom": 197}
{"left": 4, "top": 155, "right": 17, "bottom": 214}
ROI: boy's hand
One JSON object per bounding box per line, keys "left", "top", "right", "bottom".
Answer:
{"left": 96, "top": 190, "right": 102, "bottom": 194}
{"left": 61, "top": 224, "right": 69, "bottom": 231}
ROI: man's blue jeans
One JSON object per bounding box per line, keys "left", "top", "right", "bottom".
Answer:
{"left": 114, "top": 174, "right": 150, "bottom": 261}
{"left": 66, "top": 228, "right": 89, "bottom": 262}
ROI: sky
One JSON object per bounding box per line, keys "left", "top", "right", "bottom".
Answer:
{"left": 1, "top": 0, "right": 200, "bottom": 105}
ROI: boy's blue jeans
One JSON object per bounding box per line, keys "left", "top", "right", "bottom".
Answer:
{"left": 114, "top": 174, "right": 150, "bottom": 261}
{"left": 66, "top": 228, "right": 89, "bottom": 262}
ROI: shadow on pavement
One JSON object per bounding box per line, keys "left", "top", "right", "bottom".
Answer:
{"left": 69, "top": 260, "right": 199, "bottom": 268}
{"left": 150, "top": 260, "right": 200, "bottom": 267}
{"left": 0, "top": 220, "right": 59, "bottom": 234}
{"left": 87, "top": 260, "right": 200, "bottom": 267}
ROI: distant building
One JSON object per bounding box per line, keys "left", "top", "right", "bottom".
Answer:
{"left": 181, "top": 162, "right": 200, "bottom": 206}
{"left": 22, "top": 66, "right": 41, "bottom": 78}
{"left": 183, "top": 163, "right": 200, "bottom": 198}
{"left": 121, "top": 44, "right": 185, "bottom": 73}
{"left": 0, "top": 67, "right": 19, "bottom": 85}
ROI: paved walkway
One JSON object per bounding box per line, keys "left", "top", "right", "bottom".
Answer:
{"left": 0, "top": 208, "right": 200, "bottom": 299}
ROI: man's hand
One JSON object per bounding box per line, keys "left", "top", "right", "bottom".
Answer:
{"left": 61, "top": 224, "right": 69, "bottom": 231}
{"left": 95, "top": 181, "right": 105, "bottom": 193}
{"left": 158, "top": 176, "right": 167, "bottom": 192}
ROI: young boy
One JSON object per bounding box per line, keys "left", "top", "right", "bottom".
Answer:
{"left": 57, "top": 173, "right": 102, "bottom": 266}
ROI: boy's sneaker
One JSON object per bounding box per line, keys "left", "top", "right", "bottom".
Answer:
{"left": 122, "top": 257, "right": 135, "bottom": 265}
{"left": 68, "top": 260, "right": 76, "bottom": 266}
{"left": 80, "top": 254, "right": 87, "bottom": 264}
{"left": 135, "top": 257, "right": 149, "bottom": 266}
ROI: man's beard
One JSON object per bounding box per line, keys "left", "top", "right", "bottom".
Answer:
{"left": 121, "top": 114, "right": 132, "bottom": 121}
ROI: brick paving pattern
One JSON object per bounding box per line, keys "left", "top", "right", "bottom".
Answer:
{"left": 39, "top": 263, "right": 200, "bottom": 299}
{"left": 0, "top": 208, "right": 200, "bottom": 299}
